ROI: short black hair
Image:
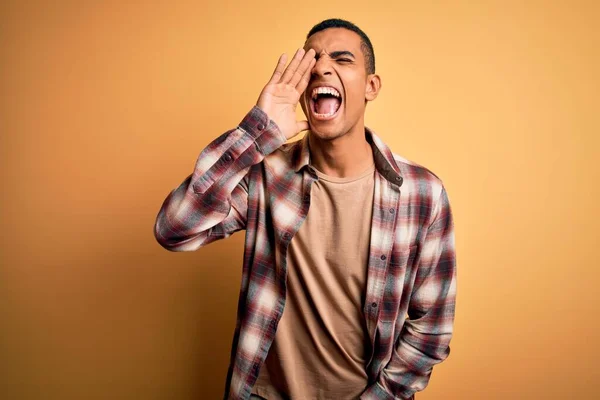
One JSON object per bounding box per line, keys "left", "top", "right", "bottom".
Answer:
{"left": 306, "top": 18, "right": 375, "bottom": 74}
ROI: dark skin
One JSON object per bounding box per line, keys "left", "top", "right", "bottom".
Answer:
{"left": 257, "top": 27, "right": 382, "bottom": 178}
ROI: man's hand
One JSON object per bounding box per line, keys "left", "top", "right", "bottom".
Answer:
{"left": 256, "top": 48, "right": 316, "bottom": 140}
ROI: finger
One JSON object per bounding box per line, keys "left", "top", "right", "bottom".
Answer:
{"left": 267, "top": 53, "right": 288, "bottom": 84}
{"left": 280, "top": 48, "right": 305, "bottom": 84}
{"left": 296, "top": 56, "right": 316, "bottom": 94}
{"left": 289, "top": 48, "right": 316, "bottom": 88}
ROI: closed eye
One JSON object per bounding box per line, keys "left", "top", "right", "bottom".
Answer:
{"left": 337, "top": 58, "right": 352, "bottom": 63}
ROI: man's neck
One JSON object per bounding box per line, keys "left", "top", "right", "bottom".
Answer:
{"left": 308, "top": 124, "right": 374, "bottom": 178}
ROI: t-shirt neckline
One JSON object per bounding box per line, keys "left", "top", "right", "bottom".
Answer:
{"left": 311, "top": 162, "right": 375, "bottom": 183}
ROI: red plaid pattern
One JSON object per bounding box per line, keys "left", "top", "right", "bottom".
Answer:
{"left": 154, "top": 106, "right": 457, "bottom": 399}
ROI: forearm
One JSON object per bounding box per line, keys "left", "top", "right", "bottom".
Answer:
{"left": 369, "top": 296, "right": 455, "bottom": 399}
{"left": 154, "top": 106, "right": 285, "bottom": 251}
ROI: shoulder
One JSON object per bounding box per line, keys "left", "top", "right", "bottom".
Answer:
{"left": 392, "top": 153, "right": 447, "bottom": 202}
{"left": 262, "top": 136, "right": 305, "bottom": 172}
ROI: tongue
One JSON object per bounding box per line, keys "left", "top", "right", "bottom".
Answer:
{"left": 315, "top": 97, "right": 340, "bottom": 115}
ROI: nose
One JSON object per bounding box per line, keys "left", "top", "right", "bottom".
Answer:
{"left": 311, "top": 55, "right": 333, "bottom": 78}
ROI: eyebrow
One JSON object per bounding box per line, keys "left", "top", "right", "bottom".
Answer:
{"left": 315, "top": 50, "right": 355, "bottom": 60}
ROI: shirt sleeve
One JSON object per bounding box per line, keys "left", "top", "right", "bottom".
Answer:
{"left": 361, "top": 185, "right": 457, "bottom": 400}
{"left": 153, "top": 106, "right": 286, "bottom": 251}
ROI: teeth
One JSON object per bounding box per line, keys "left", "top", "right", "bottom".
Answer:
{"left": 311, "top": 86, "right": 341, "bottom": 100}
{"left": 314, "top": 111, "right": 336, "bottom": 117}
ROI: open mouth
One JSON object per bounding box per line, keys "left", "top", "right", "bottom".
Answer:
{"left": 309, "top": 86, "right": 342, "bottom": 120}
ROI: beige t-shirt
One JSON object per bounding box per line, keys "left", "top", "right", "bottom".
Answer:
{"left": 252, "top": 162, "right": 376, "bottom": 400}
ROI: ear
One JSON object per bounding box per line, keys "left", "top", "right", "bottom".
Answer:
{"left": 365, "top": 74, "right": 381, "bottom": 102}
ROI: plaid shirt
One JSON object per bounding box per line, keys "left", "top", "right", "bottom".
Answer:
{"left": 154, "top": 106, "right": 457, "bottom": 400}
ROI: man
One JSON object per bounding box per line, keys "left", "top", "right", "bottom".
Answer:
{"left": 154, "top": 18, "right": 456, "bottom": 400}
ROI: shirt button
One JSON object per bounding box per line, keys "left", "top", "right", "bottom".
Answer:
{"left": 389, "top": 208, "right": 395, "bottom": 214}
{"left": 395, "top": 176, "right": 403, "bottom": 184}
{"left": 380, "top": 255, "right": 386, "bottom": 260}
{"left": 223, "top": 153, "right": 232, "bottom": 161}
{"left": 371, "top": 302, "right": 378, "bottom": 308}
{"left": 257, "top": 123, "right": 265, "bottom": 131}
{"left": 283, "top": 233, "right": 291, "bottom": 240}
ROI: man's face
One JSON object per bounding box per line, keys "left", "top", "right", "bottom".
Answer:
{"left": 301, "top": 28, "right": 380, "bottom": 141}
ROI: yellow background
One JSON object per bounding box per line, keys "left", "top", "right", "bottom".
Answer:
{"left": 1, "top": 1, "right": 599, "bottom": 399}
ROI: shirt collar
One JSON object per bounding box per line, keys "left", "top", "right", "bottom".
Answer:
{"left": 291, "top": 127, "right": 404, "bottom": 187}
